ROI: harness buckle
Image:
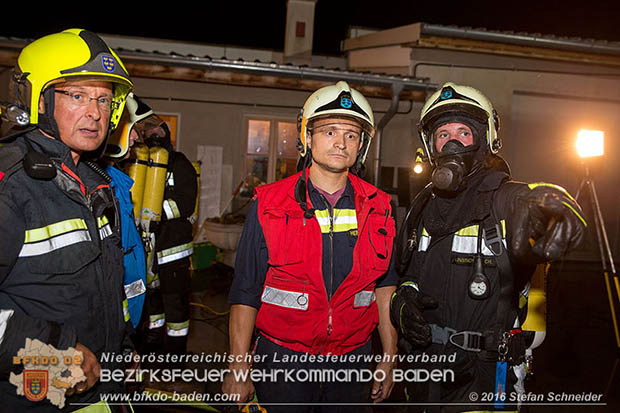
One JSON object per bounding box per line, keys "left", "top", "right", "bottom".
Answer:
{"left": 449, "top": 330, "right": 484, "bottom": 352}
{"left": 430, "top": 324, "right": 456, "bottom": 345}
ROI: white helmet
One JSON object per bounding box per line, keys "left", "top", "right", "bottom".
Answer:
{"left": 298, "top": 81, "right": 375, "bottom": 165}
{"left": 104, "top": 93, "right": 153, "bottom": 158}
{"left": 419, "top": 82, "right": 500, "bottom": 163}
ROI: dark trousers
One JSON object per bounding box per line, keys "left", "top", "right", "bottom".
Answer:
{"left": 253, "top": 335, "right": 374, "bottom": 413}
{"left": 140, "top": 258, "right": 191, "bottom": 356}
{"left": 403, "top": 344, "right": 519, "bottom": 412}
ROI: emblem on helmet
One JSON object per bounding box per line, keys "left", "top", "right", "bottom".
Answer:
{"left": 102, "top": 55, "right": 116, "bottom": 72}
{"left": 440, "top": 88, "right": 453, "bottom": 100}
{"left": 340, "top": 95, "right": 352, "bottom": 108}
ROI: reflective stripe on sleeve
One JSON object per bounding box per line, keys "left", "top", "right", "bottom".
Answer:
{"left": 163, "top": 199, "right": 181, "bottom": 220}
{"left": 122, "top": 299, "right": 130, "bottom": 322}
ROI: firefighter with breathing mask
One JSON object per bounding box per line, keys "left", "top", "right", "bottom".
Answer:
{"left": 391, "top": 82, "right": 586, "bottom": 412}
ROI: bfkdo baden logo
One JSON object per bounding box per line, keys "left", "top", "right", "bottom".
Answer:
{"left": 24, "top": 370, "right": 49, "bottom": 402}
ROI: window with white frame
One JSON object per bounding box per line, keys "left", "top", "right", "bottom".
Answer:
{"left": 245, "top": 117, "right": 298, "bottom": 185}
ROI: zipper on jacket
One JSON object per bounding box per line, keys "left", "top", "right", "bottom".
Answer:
{"left": 319, "top": 193, "right": 336, "bottom": 300}
{"left": 317, "top": 193, "right": 335, "bottom": 352}
{"left": 327, "top": 306, "right": 333, "bottom": 336}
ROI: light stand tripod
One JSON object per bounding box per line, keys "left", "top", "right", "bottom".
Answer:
{"left": 574, "top": 162, "right": 620, "bottom": 396}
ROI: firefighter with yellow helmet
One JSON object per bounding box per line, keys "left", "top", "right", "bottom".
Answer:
{"left": 0, "top": 29, "right": 134, "bottom": 411}
{"left": 224, "top": 81, "right": 399, "bottom": 411}
{"left": 392, "top": 82, "right": 587, "bottom": 411}
{"left": 103, "top": 93, "right": 154, "bottom": 332}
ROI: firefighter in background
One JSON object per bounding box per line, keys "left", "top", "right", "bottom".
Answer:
{"left": 103, "top": 92, "right": 153, "bottom": 330}
{"left": 391, "top": 82, "right": 586, "bottom": 411}
{"left": 0, "top": 29, "right": 133, "bottom": 410}
{"left": 137, "top": 115, "right": 197, "bottom": 355}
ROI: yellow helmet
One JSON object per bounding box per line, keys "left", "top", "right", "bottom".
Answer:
{"left": 12, "top": 28, "right": 133, "bottom": 131}
{"left": 105, "top": 93, "right": 153, "bottom": 158}
{"left": 419, "top": 82, "right": 500, "bottom": 163}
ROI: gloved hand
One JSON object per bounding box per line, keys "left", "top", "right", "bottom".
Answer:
{"left": 390, "top": 282, "right": 438, "bottom": 347}
{"left": 510, "top": 184, "right": 586, "bottom": 261}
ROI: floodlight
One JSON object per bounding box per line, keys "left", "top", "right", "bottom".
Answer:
{"left": 413, "top": 163, "right": 424, "bottom": 174}
{"left": 576, "top": 129, "right": 604, "bottom": 158}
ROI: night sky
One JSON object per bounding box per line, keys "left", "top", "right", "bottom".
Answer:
{"left": 2, "top": 1, "right": 619, "bottom": 55}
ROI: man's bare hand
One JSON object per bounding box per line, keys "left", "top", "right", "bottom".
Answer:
{"left": 222, "top": 363, "right": 255, "bottom": 410}
{"left": 371, "top": 361, "right": 395, "bottom": 403}
{"left": 75, "top": 343, "right": 101, "bottom": 390}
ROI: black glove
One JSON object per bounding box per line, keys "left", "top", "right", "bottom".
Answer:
{"left": 510, "top": 184, "right": 586, "bottom": 261}
{"left": 390, "top": 282, "right": 438, "bottom": 347}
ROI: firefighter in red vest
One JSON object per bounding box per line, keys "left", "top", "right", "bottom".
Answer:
{"left": 223, "top": 81, "right": 399, "bottom": 412}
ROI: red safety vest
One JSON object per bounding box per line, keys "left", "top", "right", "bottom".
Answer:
{"left": 255, "top": 171, "right": 395, "bottom": 355}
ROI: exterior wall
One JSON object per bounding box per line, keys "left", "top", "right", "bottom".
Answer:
{"left": 129, "top": 77, "right": 407, "bottom": 218}
{"left": 397, "top": 49, "right": 620, "bottom": 255}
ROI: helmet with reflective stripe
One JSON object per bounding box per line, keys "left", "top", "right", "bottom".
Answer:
{"left": 105, "top": 93, "right": 153, "bottom": 158}
{"left": 419, "top": 82, "right": 500, "bottom": 164}
{"left": 297, "top": 81, "right": 375, "bottom": 166}
{"left": 13, "top": 28, "right": 133, "bottom": 132}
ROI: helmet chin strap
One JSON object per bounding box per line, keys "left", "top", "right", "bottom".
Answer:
{"left": 37, "top": 87, "right": 61, "bottom": 140}
{"left": 294, "top": 155, "right": 316, "bottom": 219}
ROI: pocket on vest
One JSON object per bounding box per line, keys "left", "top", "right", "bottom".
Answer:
{"left": 366, "top": 212, "right": 395, "bottom": 272}
{"left": 262, "top": 209, "right": 306, "bottom": 265}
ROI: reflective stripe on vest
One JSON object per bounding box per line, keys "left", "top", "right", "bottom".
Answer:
{"left": 262, "top": 286, "right": 309, "bottom": 311}
{"left": 162, "top": 199, "right": 181, "bottom": 220}
{"left": 314, "top": 208, "right": 357, "bottom": 233}
{"left": 417, "top": 222, "right": 506, "bottom": 255}
{"left": 353, "top": 290, "right": 375, "bottom": 307}
{"left": 149, "top": 313, "right": 165, "bottom": 329}
{"left": 157, "top": 242, "right": 193, "bottom": 265}
{"left": 124, "top": 279, "right": 146, "bottom": 300}
{"left": 97, "top": 216, "right": 112, "bottom": 240}
{"left": 19, "top": 218, "right": 91, "bottom": 257}
{"left": 166, "top": 320, "right": 189, "bottom": 337}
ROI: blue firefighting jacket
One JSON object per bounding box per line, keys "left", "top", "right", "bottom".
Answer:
{"left": 106, "top": 164, "right": 146, "bottom": 328}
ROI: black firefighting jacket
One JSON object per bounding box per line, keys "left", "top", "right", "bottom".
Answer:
{"left": 0, "top": 129, "right": 129, "bottom": 410}
{"left": 153, "top": 150, "right": 197, "bottom": 268}
{"left": 402, "top": 168, "right": 537, "bottom": 342}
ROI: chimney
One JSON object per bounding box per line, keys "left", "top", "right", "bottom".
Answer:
{"left": 283, "top": 0, "right": 317, "bottom": 65}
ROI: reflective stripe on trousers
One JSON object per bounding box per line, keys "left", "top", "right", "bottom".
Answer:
{"left": 156, "top": 242, "right": 193, "bottom": 265}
